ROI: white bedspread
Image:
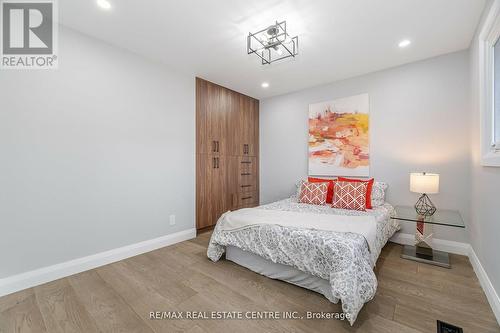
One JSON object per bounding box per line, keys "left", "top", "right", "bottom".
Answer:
{"left": 218, "top": 208, "right": 377, "bottom": 253}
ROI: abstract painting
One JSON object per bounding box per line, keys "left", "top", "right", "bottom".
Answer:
{"left": 308, "top": 93, "right": 370, "bottom": 177}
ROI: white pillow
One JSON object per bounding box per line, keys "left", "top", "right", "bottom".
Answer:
{"left": 371, "top": 181, "right": 388, "bottom": 207}
{"left": 290, "top": 179, "right": 306, "bottom": 200}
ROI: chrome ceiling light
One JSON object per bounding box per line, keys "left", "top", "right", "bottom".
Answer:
{"left": 247, "top": 21, "right": 298, "bottom": 65}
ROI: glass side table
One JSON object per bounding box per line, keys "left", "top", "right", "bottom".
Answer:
{"left": 391, "top": 206, "right": 465, "bottom": 268}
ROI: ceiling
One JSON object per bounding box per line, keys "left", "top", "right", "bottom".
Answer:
{"left": 60, "top": 0, "right": 486, "bottom": 99}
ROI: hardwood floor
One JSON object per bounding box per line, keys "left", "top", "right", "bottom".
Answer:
{"left": 1, "top": 231, "right": 499, "bottom": 333}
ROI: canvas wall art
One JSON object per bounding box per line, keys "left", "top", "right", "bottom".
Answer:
{"left": 308, "top": 93, "right": 370, "bottom": 177}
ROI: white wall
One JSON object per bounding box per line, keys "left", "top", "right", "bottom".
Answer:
{"left": 0, "top": 27, "right": 195, "bottom": 278}
{"left": 260, "top": 51, "right": 470, "bottom": 241}
{"left": 470, "top": 0, "right": 500, "bottom": 301}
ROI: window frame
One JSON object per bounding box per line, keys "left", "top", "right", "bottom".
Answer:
{"left": 479, "top": 0, "right": 500, "bottom": 166}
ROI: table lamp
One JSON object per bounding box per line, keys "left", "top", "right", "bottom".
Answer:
{"left": 410, "top": 172, "right": 439, "bottom": 217}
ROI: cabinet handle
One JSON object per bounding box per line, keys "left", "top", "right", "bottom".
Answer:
{"left": 216, "top": 157, "right": 219, "bottom": 169}
{"left": 241, "top": 161, "right": 251, "bottom": 164}
{"left": 216, "top": 141, "right": 219, "bottom": 153}
{"left": 242, "top": 196, "right": 253, "bottom": 200}
{"left": 241, "top": 185, "right": 251, "bottom": 188}
{"left": 213, "top": 157, "right": 216, "bottom": 169}
{"left": 212, "top": 141, "right": 216, "bottom": 152}
{"left": 241, "top": 173, "right": 251, "bottom": 176}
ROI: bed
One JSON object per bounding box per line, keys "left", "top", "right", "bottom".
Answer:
{"left": 207, "top": 197, "right": 400, "bottom": 325}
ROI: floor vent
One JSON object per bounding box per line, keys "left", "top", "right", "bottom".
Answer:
{"left": 437, "top": 320, "right": 463, "bottom": 333}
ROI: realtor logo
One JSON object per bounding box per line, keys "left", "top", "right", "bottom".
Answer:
{"left": 1, "top": 0, "right": 58, "bottom": 69}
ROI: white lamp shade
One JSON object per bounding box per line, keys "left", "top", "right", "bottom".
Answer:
{"left": 410, "top": 173, "right": 439, "bottom": 194}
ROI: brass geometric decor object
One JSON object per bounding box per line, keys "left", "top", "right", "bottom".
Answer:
{"left": 414, "top": 193, "right": 436, "bottom": 217}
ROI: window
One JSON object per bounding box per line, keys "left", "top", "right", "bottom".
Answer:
{"left": 494, "top": 39, "right": 500, "bottom": 151}
{"left": 479, "top": 1, "right": 500, "bottom": 166}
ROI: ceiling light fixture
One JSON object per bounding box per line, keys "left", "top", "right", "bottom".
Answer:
{"left": 97, "top": 0, "right": 112, "bottom": 10}
{"left": 261, "top": 82, "right": 270, "bottom": 88}
{"left": 248, "top": 21, "right": 298, "bottom": 65}
{"left": 398, "top": 39, "right": 411, "bottom": 48}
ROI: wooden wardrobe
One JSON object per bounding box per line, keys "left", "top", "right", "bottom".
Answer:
{"left": 196, "top": 78, "right": 259, "bottom": 230}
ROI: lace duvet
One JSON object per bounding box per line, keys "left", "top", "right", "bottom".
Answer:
{"left": 207, "top": 198, "right": 400, "bottom": 325}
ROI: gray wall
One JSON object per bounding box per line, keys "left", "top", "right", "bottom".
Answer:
{"left": 260, "top": 51, "right": 470, "bottom": 241}
{"left": 470, "top": 0, "right": 500, "bottom": 301}
{"left": 0, "top": 28, "right": 195, "bottom": 278}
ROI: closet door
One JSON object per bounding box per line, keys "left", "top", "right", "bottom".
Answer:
{"left": 238, "top": 96, "right": 259, "bottom": 157}
{"left": 226, "top": 156, "right": 240, "bottom": 211}
{"left": 226, "top": 90, "right": 241, "bottom": 156}
{"left": 238, "top": 95, "right": 251, "bottom": 156}
{"left": 248, "top": 98, "right": 259, "bottom": 157}
{"left": 208, "top": 83, "right": 229, "bottom": 155}
{"left": 196, "top": 154, "right": 227, "bottom": 229}
{"left": 196, "top": 154, "right": 210, "bottom": 229}
{"left": 197, "top": 79, "right": 228, "bottom": 155}
{"left": 196, "top": 78, "right": 210, "bottom": 155}
{"left": 210, "top": 155, "right": 227, "bottom": 226}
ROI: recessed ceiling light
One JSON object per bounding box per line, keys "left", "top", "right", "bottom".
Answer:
{"left": 261, "top": 82, "right": 269, "bottom": 88}
{"left": 97, "top": 0, "right": 112, "bottom": 10}
{"left": 398, "top": 39, "right": 411, "bottom": 48}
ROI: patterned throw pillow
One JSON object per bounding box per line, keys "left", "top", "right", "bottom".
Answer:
{"left": 338, "top": 177, "right": 374, "bottom": 209}
{"left": 332, "top": 181, "right": 369, "bottom": 211}
{"left": 299, "top": 182, "right": 329, "bottom": 205}
{"left": 371, "top": 182, "right": 388, "bottom": 207}
{"left": 308, "top": 177, "right": 337, "bottom": 203}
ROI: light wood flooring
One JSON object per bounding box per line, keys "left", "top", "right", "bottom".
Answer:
{"left": 1, "top": 231, "right": 499, "bottom": 333}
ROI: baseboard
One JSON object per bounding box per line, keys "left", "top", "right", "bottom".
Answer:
{"left": 389, "top": 232, "right": 470, "bottom": 255}
{"left": 468, "top": 246, "right": 500, "bottom": 324}
{"left": 0, "top": 228, "right": 196, "bottom": 298}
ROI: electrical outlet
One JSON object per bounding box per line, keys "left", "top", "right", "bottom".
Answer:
{"left": 169, "top": 214, "right": 176, "bottom": 226}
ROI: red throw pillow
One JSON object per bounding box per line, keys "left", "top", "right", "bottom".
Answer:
{"left": 332, "top": 181, "right": 369, "bottom": 211}
{"left": 308, "top": 177, "right": 337, "bottom": 203}
{"left": 338, "top": 177, "right": 374, "bottom": 209}
{"left": 299, "top": 182, "right": 329, "bottom": 205}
